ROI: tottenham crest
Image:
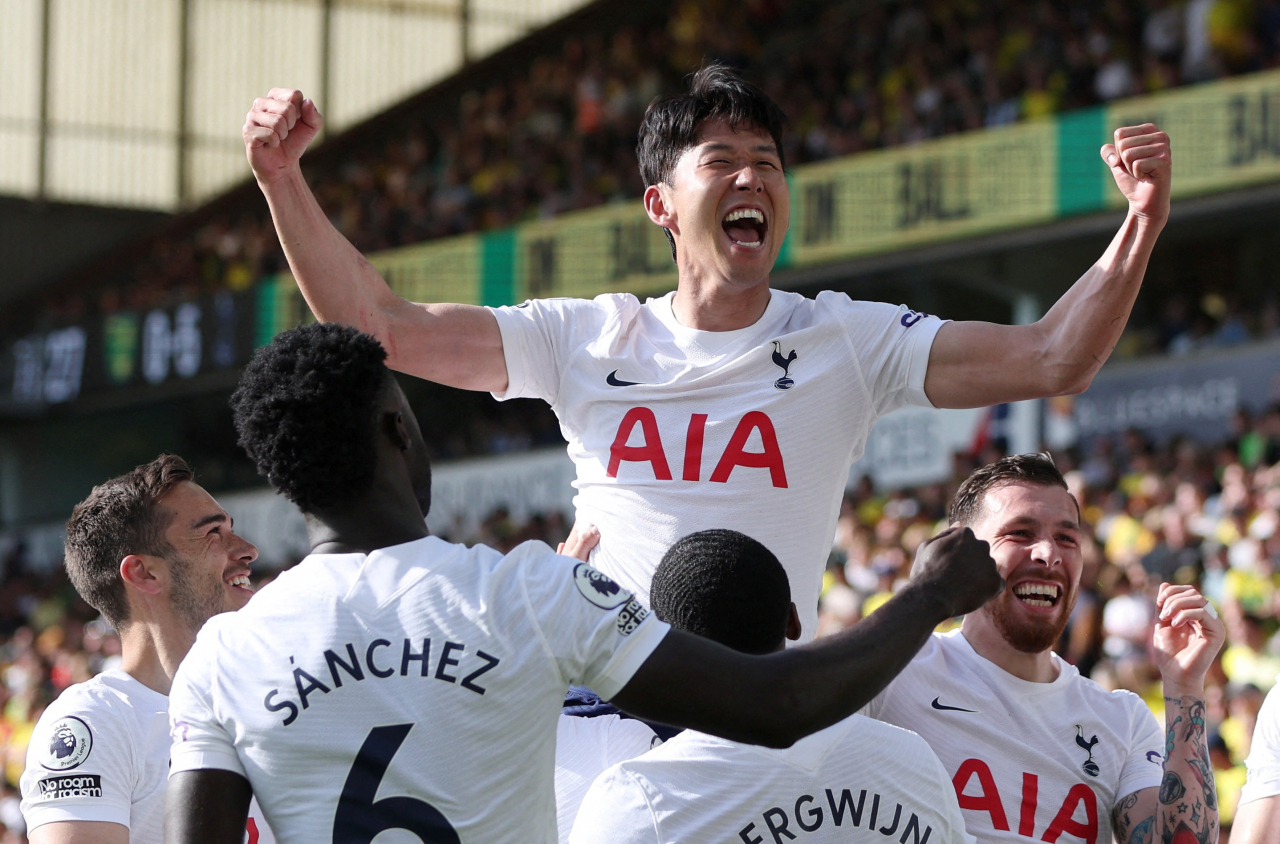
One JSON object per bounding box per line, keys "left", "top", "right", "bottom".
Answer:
{"left": 573, "top": 564, "right": 632, "bottom": 610}
{"left": 41, "top": 716, "right": 93, "bottom": 771}
{"left": 1075, "top": 724, "right": 1100, "bottom": 777}
{"left": 771, "top": 342, "right": 798, "bottom": 390}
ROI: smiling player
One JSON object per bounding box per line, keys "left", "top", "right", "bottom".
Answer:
{"left": 19, "top": 455, "right": 273, "bottom": 844}
{"left": 862, "top": 454, "right": 1225, "bottom": 844}
{"left": 242, "top": 64, "right": 1172, "bottom": 639}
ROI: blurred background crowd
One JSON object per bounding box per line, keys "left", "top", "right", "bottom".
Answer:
{"left": 38, "top": 0, "right": 1280, "bottom": 355}
{"left": 1, "top": 417, "right": 1279, "bottom": 840}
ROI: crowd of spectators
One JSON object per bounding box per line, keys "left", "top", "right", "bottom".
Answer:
{"left": 2, "top": 416, "right": 1280, "bottom": 838}
{"left": 40, "top": 0, "right": 1280, "bottom": 340}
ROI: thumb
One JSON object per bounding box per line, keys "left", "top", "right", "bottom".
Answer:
{"left": 300, "top": 98, "right": 323, "bottom": 131}
{"left": 1100, "top": 143, "right": 1129, "bottom": 178}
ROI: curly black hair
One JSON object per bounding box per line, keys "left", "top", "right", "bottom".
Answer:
{"left": 230, "top": 323, "right": 391, "bottom": 513}
{"left": 650, "top": 529, "right": 791, "bottom": 656}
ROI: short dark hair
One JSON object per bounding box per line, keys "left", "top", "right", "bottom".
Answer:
{"left": 230, "top": 323, "right": 391, "bottom": 514}
{"left": 650, "top": 529, "right": 791, "bottom": 655}
{"left": 950, "top": 454, "right": 1072, "bottom": 526}
{"left": 637, "top": 64, "right": 788, "bottom": 260}
{"left": 64, "top": 454, "right": 194, "bottom": 629}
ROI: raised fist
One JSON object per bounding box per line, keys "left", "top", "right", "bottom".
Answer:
{"left": 909, "top": 526, "right": 1003, "bottom": 618}
{"left": 1101, "top": 123, "right": 1171, "bottom": 226}
{"left": 243, "top": 88, "right": 324, "bottom": 186}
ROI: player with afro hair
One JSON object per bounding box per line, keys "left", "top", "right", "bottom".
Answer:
{"left": 229, "top": 322, "right": 426, "bottom": 515}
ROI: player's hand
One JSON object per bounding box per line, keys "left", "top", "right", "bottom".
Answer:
{"left": 243, "top": 88, "right": 323, "bottom": 186}
{"left": 1101, "top": 124, "right": 1171, "bottom": 226}
{"left": 1152, "top": 583, "right": 1225, "bottom": 697}
{"left": 557, "top": 522, "right": 599, "bottom": 562}
{"left": 908, "top": 526, "right": 1003, "bottom": 618}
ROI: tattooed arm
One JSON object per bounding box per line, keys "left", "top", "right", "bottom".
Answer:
{"left": 1111, "top": 585, "right": 1225, "bottom": 844}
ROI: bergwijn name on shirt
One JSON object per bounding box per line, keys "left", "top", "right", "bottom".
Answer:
{"left": 738, "top": 787, "right": 937, "bottom": 844}
{"left": 258, "top": 637, "right": 502, "bottom": 727}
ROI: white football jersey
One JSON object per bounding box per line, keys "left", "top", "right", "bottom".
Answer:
{"left": 554, "top": 714, "right": 659, "bottom": 844}
{"left": 168, "top": 536, "right": 669, "bottom": 844}
{"left": 1240, "top": 677, "right": 1280, "bottom": 805}
{"left": 491, "top": 289, "right": 943, "bottom": 639}
{"left": 568, "top": 713, "right": 972, "bottom": 844}
{"left": 863, "top": 631, "right": 1164, "bottom": 844}
{"left": 20, "top": 668, "right": 274, "bottom": 844}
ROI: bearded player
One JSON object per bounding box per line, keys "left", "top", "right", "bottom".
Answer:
{"left": 862, "top": 454, "right": 1224, "bottom": 844}
{"left": 242, "top": 65, "right": 1171, "bottom": 639}
{"left": 20, "top": 455, "right": 273, "bottom": 844}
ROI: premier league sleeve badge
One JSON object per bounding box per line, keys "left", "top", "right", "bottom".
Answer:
{"left": 40, "top": 715, "right": 94, "bottom": 771}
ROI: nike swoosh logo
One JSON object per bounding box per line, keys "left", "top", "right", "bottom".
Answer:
{"left": 606, "top": 370, "right": 642, "bottom": 387}
{"left": 931, "top": 697, "right": 978, "bottom": 713}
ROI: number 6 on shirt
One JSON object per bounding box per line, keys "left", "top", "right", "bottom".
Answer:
{"left": 333, "top": 724, "right": 459, "bottom": 843}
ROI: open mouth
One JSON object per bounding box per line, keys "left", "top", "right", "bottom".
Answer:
{"left": 1012, "top": 582, "right": 1060, "bottom": 609}
{"left": 722, "top": 207, "right": 768, "bottom": 249}
{"left": 227, "top": 574, "right": 253, "bottom": 591}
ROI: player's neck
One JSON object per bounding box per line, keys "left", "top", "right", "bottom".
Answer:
{"left": 303, "top": 480, "right": 429, "bottom": 556}
{"left": 960, "top": 616, "right": 1060, "bottom": 684}
{"left": 118, "top": 616, "right": 197, "bottom": 696}
{"left": 671, "top": 266, "right": 771, "bottom": 331}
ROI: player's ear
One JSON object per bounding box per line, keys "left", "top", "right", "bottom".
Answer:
{"left": 785, "top": 602, "right": 802, "bottom": 641}
{"left": 120, "top": 554, "right": 164, "bottom": 595}
{"left": 644, "top": 183, "right": 676, "bottom": 232}
{"left": 386, "top": 410, "right": 413, "bottom": 451}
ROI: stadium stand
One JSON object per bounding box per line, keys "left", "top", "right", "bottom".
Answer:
{"left": 13, "top": 0, "right": 1280, "bottom": 340}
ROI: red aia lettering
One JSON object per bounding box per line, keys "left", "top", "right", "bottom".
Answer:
{"left": 607, "top": 410, "right": 787, "bottom": 488}
{"left": 607, "top": 407, "right": 672, "bottom": 480}
{"left": 246, "top": 817, "right": 260, "bottom": 844}
{"left": 710, "top": 411, "right": 788, "bottom": 488}
{"left": 1040, "top": 784, "right": 1097, "bottom": 844}
{"left": 952, "top": 761, "right": 1098, "bottom": 844}
{"left": 953, "top": 758, "right": 1010, "bottom": 831}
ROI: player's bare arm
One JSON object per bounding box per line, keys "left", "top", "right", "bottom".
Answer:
{"left": 166, "top": 768, "right": 252, "bottom": 844}
{"left": 1110, "top": 584, "right": 1225, "bottom": 844}
{"left": 924, "top": 124, "right": 1171, "bottom": 409}
{"left": 244, "top": 88, "right": 508, "bottom": 392}
{"left": 28, "top": 821, "right": 130, "bottom": 844}
{"left": 611, "top": 526, "right": 1003, "bottom": 747}
{"left": 1232, "top": 795, "right": 1280, "bottom": 844}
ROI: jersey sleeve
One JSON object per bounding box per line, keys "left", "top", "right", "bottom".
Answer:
{"left": 567, "top": 765, "right": 661, "bottom": 844}
{"left": 20, "top": 695, "right": 137, "bottom": 831}
{"left": 1241, "top": 680, "right": 1280, "bottom": 805}
{"left": 516, "top": 544, "right": 670, "bottom": 701}
{"left": 819, "top": 293, "right": 945, "bottom": 415}
{"left": 168, "top": 628, "right": 247, "bottom": 778}
{"left": 488, "top": 297, "right": 609, "bottom": 405}
{"left": 1116, "top": 694, "right": 1166, "bottom": 800}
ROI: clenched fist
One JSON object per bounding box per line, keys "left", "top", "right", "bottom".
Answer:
{"left": 1102, "top": 123, "right": 1172, "bottom": 226}
{"left": 909, "top": 526, "right": 1004, "bottom": 618}
{"left": 243, "top": 88, "right": 324, "bottom": 186}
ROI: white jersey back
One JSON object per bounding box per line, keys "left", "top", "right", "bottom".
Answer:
{"left": 20, "top": 668, "right": 274, "bottom": 844}
{"left": 568, "top": 713, "right": 972, "bottom": 844}
{"left": 168, "top": 536, "right": 669, "bottom": 844}
{"left": 1240, "top": 677, "right": 1280, "bottom": 805}
{"left": 554, "top": 714, "right": 658, "bottom": 843}
{"left": 492, "top": 289, "right": 943, "bottom": 638}
{"left": 863, "top": 631, "right": 1164, "bottom": 844}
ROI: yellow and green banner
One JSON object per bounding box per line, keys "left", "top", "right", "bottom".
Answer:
{"left": 273, "top": 68, "right": 1280, "bottom": 309}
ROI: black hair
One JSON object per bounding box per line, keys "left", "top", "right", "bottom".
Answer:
{"left": 230, "top": 323, "right": 391, "bottom": 514}
{"left": 637, "top": 63, "right": 788, "bottom": 260}
{"left": 949, "top": 453, "right": 1072, "bottom": 526}
{"left": 650, "top": 529, "right": 791, "bottom": 655}
{"left": 64, "top": 454, "right": 194, "bottom": 629}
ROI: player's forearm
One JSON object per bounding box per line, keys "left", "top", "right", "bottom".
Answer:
{"left": 259, "top": 167, "right": 404, "bottom": 339}
{"left": 1033, "top": 210, "right": 1163, "bottom": 394}
{"left": 1157, "top": 691, "right": 1218, "bottom": 844}
{"left": 165, "top": 769, "right": 253, "bottom": 844}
